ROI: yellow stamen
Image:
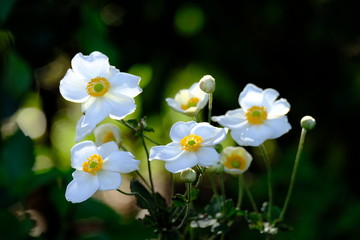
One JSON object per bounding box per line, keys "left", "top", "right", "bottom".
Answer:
{"left": 86, "top": 77, "right": 110, "bottom": 97}
{"left": 224, "top": 155, "right": 246, "bottom": 170}
{"left": 181, "top": 97, "right": 200, "bottom": 110}
{"left": 245, "top": 106, "right": 267, "bottom": 124}
{"left": 104, "top": 132, "right": 116, "bottom": 143}
{"left": 180, "top": 134, "right": 203, "bottom": 152}
{"left": 82, "top": 154, "right": 104, "bottom": 175}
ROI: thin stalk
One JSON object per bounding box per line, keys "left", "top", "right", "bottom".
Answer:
{"left": 260, "top": 144, "right": 273, "bottom": 222}
{"left": 243, "top": 176, "right": 259, "bottom": 213}
{"left": 140, "top": 135, "right": 155, "bottom": 194}
{"left": 209, "top": 175, "right": 219, "bottom": 196}
{"left": 195, "top": 165, "right": 204, "bottom": 188}
{"left": 236, "top": 175, "right": 244, "bottom": 210}
{"left": 208, "top": 93, "right": 213, "bottom": 123}
{"left": 218, "top": 174, "right": 227, "bottom": 217}
{"left": 176, "top": 182, "right": 191, "bottom": 229}
{"left": 135, "top": 170, "right": 151, "bottom": 190}
{"left": 116, "top": 189, "right": 151, "bottom": 210}
{"left": 120, "top": 119, "right": 161, "bottom": 145}
{"left": 278, "top": 128, "right": 307, "bottom": 221}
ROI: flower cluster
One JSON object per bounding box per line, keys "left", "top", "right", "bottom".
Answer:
{"left": 60, "top": 51, "right": 313, "bottom": 239}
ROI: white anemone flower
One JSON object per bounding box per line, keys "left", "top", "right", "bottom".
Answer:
{"left": 212, "top": 83, "right": 291, "bottom": 146}
{"left": 166, "top": 83, "right": 208, "bottom": 116}
{"left": 59, "top": 51, "right": 142, "bottom": 142}
{"left": 221, "top": 146, "right": 252, "bottom": 175}
{"left": 94, "top": 123, "right": 121, "bottom": 146}
{"left": 65, "top": 141, "right": 140, "bottom": 203}
{"left": 149, "top": 121, "right": 228, "bottom": 173}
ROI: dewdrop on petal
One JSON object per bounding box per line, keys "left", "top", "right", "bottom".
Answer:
{"left": 300, "top": 116, "right": 316, "bottom": 131}
{"left": 180, "top": 168, "right": 197, "bottom": 183}
{"left": 199, "top": 75, "right": 216, "bottom": 93}
{"left": 94, "top": 123, "right": 122, "bottom": 146}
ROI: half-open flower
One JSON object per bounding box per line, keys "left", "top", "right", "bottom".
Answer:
{"left": 94, "top": 123, "right": 122, "bottom": 146}
{"left": 59, "top": 51, "right": 142, "bottom": 141}
{"left": 149, "top": 121, "right": 228, "bottom": 173}
{"left": 212, "top": 83, "right": 291, "bottom": 146}
{"left": 166, "top": 83, "right": 208, "bottom": 116}
{"left": 221, "top": 146, "right": 252, "bottom": 175}
{"left": 65, "top": 141, "right": 140, "bottom": 203}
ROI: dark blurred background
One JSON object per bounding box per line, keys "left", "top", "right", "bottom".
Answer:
{"left": 1, "top": 0, "right": 360, "bottom": 239}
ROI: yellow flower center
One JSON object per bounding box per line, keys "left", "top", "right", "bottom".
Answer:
{"left": 245, "top": 106, "right": 267, "bottom": 125}
{"left": 86, "top": 77, "right": 110, "bottom": 97}
{"left": 180, "top": 134, "right": 203, "bottom": 152}
{"left": 82, "top": 154, "right": 104, "bottom": 175}
{"left": 224, "top": 155, "right": 246, "bottom": 170}
{"left": 181, "top": 97, "right": 200, "bottom": 110}
{"left": 103, "top": 132, "right": 116, "bottom": 143}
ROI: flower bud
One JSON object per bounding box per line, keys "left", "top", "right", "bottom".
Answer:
{"left": 180, "top": 168, "right": 197, "bottom": 183}
{"left": 94, "top": 123, "right": 122, "bottom": 145}
{"left": 199, "top": 75, "right": 216, "bottom": 93}
{"left": 300, "top": 116, "right": 316, "bottom": 131}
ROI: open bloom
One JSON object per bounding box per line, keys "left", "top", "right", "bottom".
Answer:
{"left": 65, "top": 141, "right": 140, "bottom": 203}
{"left": 94, "top": 123, "right": 121, "bottom": 146}
{"left": 221, "top": 146, "right": 252, "bottom": 175}
{"left": 59, "top": 51, "right": 142, "bottom": 141}
{"left": 149, "top": 121, "right": 228, "bottom": 173}
{"left": 166, "top": 82, "right": 208, "bottom": 116}
{"left": 212, "top": 83, "right": 291, "bottom": 146}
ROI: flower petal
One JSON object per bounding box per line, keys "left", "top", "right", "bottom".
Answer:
{"left": 71, "top": 141, "right": 98, "bottom": 169}
{"left": 265, "top": 116, "right": 292, "bottom": 139}
{"left": 65, "top": 170, "right": 99, "bottom": 203}
{"left": 97, "top": 141, "right": 119, "bottom": 159}
{"left": 164, "top": 151, "right": 198, "bottom": 173}
{"left": 59, "top": 69, "right": 89, "bottom": 103}
{"left": 108, "top": 72, "right": 142, "bottom": 98}
{"left": 82, "top": 98, "right": 111, "bottom": 127}
{"left": 104, "top": 93, "right": 136, "bottom": 120}
{"left": 239, "top": 83, "right": 264, "bottom": 109}
{"left": 230, "top": 125, "right": 272, "bottom": 146}
{"left": 212, "top": 109, "right": 247, "bottom": 129}
{"left": 169, "top": 121, "right": 197, "bottom": 142}
{"left": 97, "top": 171, "right": 122, "bottom": 191}
{"left": 166, "top": 98, "right": 184, "bottom": 113}
{"left": 268, "top": 99, "right": 290, "bottom": 118}
{"left": 195, "top": 147, "right": 220, "bottom": 167}
{"left": 103, "top": 151, "right": 140, "bottom": 173}
{"left": 149, "top": 143, "right": 183, "bottom": 161}
{"left": 71, "top": 51, "right": 110, "bottom": 79}
{"left": 261, "top": 88, "right": 279, "bottom": 108}
{"left": 75, "top": 116, "right": 97, "bottom": 142}
{"left": 191, "top": 123, "right": 227, "bottom": 145}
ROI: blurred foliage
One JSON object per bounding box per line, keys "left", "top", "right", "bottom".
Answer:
{"left": 1, "top": 0, "right": 360, "bottom": 239}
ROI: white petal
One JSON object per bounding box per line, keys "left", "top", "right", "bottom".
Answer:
{"left": 104, "top": 93, "right": 136, "bottom": 120}
{"left": 65, "top": 170, "right": 99, "bottom": 203}
{"left": 191, "top": 123, "right": 227, "bottom": 145}
{"left": 97, "top": 171, "right": 122, "bottom": 191}
{"left": 59, "top": 69, "right": 89, "bottom": 103}
{"left": 212, "top": 109, "right": 247, "bottom": 129}
{"left": 97, "top": 141, "right": 119, "bottom": 159}
{"left": 75, "top": 116, "right": 97, "bottom": 142}
{"left": 265, "top": 116, "right": 292, "bottom": 139}
{"left": 82, "top": 98, "right": 111, "bottom": 127}
{"left": 164, "top": 151, "right": 198, "bottom": 173}
{"left": 195, "top": 147, "right": 220, "bottom": 167}
{"left": 166, "top": 98, "right": 185, "bottom": 113}
{"left": 268, "top": 99, "right": 290, "bottom": 118}
{"left": 261, "top": 88, "right": 279, "bottom": 107}
{"left": 108, "top": 72, "right": 142, "bottom": 98}
{"left": 71, "top": 141, "right": 98, "bottom": 169}
{"left": 239, "top": 83, "right": 264, "bottom": 109}
{"left": 169, "top": 121, "right": 197, "bottom": 142}
{"left": 230, "top": 125, "right": 271, "bottom": 146}
{"left": 103, "top": 151, "right": 140, "bottom": 173}
{"left": 224, "top": 168, "right": 243, "bottom": 176}
{"left": 149, "top": 144, "right": 183, "bottom": 161}
{"left": 71, "top": 51, "right": 110, "bottom": 79}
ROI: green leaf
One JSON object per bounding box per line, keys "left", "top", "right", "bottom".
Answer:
{"left": 130, "top": 179, "right": 153, "bottom": 211}
{"left": 172, "top": 194, "right": 187, "bottom": 208}
{"left": 190, "top": 187, "right": 200, "bottom": 201}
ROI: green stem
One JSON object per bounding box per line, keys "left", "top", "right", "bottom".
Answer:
{"left": 120, "top": 119, "right": 161, "bottom": 145}
{"left": 218, "top": 174, "right": 226, "bottom": 217}
{"left": 135, "top": 170, "right": 151, "bottom": 190}
{"left": 236, "top": 175, "right": 244, "bottom": 210}
{"left": 116, "top": 189, "right": 151, "bottom": 210}
{"left": 260, "top": 144, "right": 272, "bottom": 221}
{"left": 208, "top": 93, "right": 213, "bottom": 123}
{"left": 140, "top": 135, "right": 155, "bottom": 194}
{"left": 195, "top": 165, "right": 204, "bottom": 188}
{"left": 278, "top": 128, "right": 307, "bottom": 221}
{"left": 176, "top": 183, "right": 191, "bottom": 229}
{"left": 209, "top": 175, "right": 219, "bottom": 196}
{"left": 243, "top": 176, "right": 259, "bottom": 213}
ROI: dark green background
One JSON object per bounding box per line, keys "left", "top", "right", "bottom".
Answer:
{"left": 1, "top": 0, "right": 359, "bottom": 239}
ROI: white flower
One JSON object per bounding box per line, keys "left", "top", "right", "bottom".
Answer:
{"left": 166, "top": 83, "right": 208, "bottom": 116}
{"left": 59, "top": 51, "right": 142, "bottom": 141}
{"left": 221, "top": 146, "right": 252, "bottom": 175}
{"left": 212, "top": 83, "right": 291, "bottom": 146}
{"left": 65, "top": 141, "right": 140, "bottom": 203}
{"left": 94, "top": 123, "right": 121, "bottom": 146}
{"left": 149, "top": 121, "right": 228, "bottom": 173}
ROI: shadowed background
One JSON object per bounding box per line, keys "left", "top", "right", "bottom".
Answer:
{"left": 1, "top": 0, "right": 359, "bottom": 239}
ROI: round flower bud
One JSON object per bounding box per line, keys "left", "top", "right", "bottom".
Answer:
{"left": 180, "top": 168, "right": 197, "bottom": 183}
{"left": 199, "top": 75, "right": 216, "bottom": 93}
{"left": 300, "top": 116, "right": 316, "bottom": 131}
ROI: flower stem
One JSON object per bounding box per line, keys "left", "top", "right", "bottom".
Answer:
{"left": 176, "top": 182, "right": 191, "bottom": 229}
{"left": 140, "top": 135, "right": 155, "bottom": 194}
{"left": 209, "top": 175, "right": 219, "bottom": 196}
{"left": 236, "top": 175, "right": 244, "bottom": 210}
{"left": 260, "top": 144, "right": 273, "bottom": 222}
{"left": 135, "top": 170, "right": 151, "bottom": 190}
{"left": 218, "top": 174, "right": 227, "bottom": 216}
{"left": 208, "top": 93, "right": 213, "bottom": 123}
{"left": 120, "top": 119, "right": 161, "bottom": 145}
{"left": 278, "top": 128, "right": 307, "bottom": 222}
{"left": 243, "top": 175, "right": 259, "bottom": 213}
{"left": 116, "top": 189, "right": 151, "bottom": 210}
